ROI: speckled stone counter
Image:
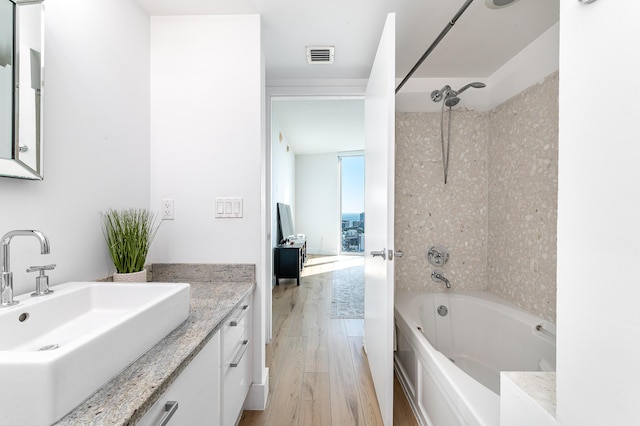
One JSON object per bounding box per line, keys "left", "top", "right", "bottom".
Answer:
{"left": 55, "top": 264, "right": 255, "bottom": 426}
{"left": 501, "top": 371, "right": 557, "bottom": 425}
{"left": 505, "top": 372, "right": 556, "bottom": 417}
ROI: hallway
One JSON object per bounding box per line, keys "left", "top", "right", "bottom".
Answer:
{"left": 239, "top": 256, "right": 417, "bottom": 425}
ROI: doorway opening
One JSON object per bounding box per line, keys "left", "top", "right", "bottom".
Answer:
{"left": 339, "top": 154, "right": 365, "bottom": 254}
{"left": 268, "top": 96, "right": 365, "bottom": 337}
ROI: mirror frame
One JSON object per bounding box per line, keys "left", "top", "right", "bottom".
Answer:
{"left": 0, "top": 0, "right": 44, "bottom": 180}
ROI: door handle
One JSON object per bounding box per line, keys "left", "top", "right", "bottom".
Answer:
{"left": 370, "top": 248, "right": 386, "bottom": 260}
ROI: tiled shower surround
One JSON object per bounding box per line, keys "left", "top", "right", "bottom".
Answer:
{"left": 395, "top": 72, "right": 558, "bottom": 322}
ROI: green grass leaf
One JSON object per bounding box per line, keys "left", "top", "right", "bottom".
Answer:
{"left": 101, "top": 208, "right": 161, "bottom": 274}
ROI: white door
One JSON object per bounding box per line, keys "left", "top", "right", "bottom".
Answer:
{"left": 363, "top": 13, "right": 395, "bottom": 426}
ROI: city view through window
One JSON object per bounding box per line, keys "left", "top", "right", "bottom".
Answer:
{"left": 340, "top": 155, "right": 365, "bottom": 253}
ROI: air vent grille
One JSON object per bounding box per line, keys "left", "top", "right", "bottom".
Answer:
{"left": 306, "top": 46, "right": 334, "bottom": 64}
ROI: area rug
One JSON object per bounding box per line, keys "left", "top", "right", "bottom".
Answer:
{"left": 331, "top": 264, "right": 364, "bottom": 319}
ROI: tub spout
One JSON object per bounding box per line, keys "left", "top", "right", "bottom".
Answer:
{"left": 431, "top": 270, "right": 451, "bottom": 289}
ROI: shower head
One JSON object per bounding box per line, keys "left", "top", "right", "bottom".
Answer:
{"left": 456, "top": 82, "right": 486, "bottom": 95}
{"left": 431, "top": 82, "right": 485, "bottom": 105}
{"left": 444, "top": 96, "right": 460, "bottom": 107}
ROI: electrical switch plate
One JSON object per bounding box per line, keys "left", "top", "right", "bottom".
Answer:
{"left": 162, "top": 199, "right": 174, "bottom": 220}
{"left": 215, "top": 197, "right": 243, "bottom": 218}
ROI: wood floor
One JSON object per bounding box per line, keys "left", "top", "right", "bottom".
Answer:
{"left": 239, "top": 256, "right": 418, "bottom": 426}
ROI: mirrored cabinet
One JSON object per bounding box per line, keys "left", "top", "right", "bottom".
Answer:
{"left": 0, "top": 0, "right": 44, "bottom": 180}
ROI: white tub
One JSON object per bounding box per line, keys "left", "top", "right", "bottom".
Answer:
{"left": 394, "top": 291, "right": 556, "bottom": 426}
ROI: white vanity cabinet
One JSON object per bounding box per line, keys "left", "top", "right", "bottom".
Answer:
{"left": 137, "top": 291, "right": 253, "bottom": 426}
{"left": 137, "top": 331, "right": 221, "bottom": 426}
{"left": 222, "top": 293, "right": 253, "bottom": 426}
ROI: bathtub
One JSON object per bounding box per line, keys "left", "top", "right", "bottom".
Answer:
{"left": 394, "top": 291, "right": 556, "bottom": 426}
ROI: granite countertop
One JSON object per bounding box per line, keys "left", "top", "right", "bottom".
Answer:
{"left": 55, "top": 278, "right": 255, "bottom": 426}
{"left": 504, "top": 371, "right": 557, "bottom": 418}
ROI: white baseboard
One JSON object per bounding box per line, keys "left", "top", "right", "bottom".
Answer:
{"left": 244, "top": 368, "right": 269, "bottom": 410}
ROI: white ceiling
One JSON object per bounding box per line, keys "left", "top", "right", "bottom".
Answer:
{"left": 272, "top": 99, "right": 364, "bottom": 155}
{"left": 136, "top": 0, "right": 559, "bottom": 154}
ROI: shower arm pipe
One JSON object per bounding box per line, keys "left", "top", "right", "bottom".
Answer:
{"left": 395, "top": 0, "right": 475, "bottom": 95}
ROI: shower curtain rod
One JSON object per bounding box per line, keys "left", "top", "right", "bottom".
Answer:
{"left": 395, "top": 0, "right": 475, "bottom": 94}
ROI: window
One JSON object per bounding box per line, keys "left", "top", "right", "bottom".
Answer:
{"left": 339, "top": 155, "right": 365, "bottom": 254}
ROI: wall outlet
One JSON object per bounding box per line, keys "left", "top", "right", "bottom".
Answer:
{"left": 162, "top": 199, "right": 174, "bottom": 220}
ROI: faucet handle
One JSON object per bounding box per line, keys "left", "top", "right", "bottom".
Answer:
{"left": 27, "top": 264, "right": 56, "bottom": 297}
{"left": 26, "top": 264, "right": 56, "bottom": 273}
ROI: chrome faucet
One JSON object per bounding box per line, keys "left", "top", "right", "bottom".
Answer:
{"left": 1, "top": 230, "right": 50, "bottom": 307}
{"left": 431, "top": 270, "right": 451, "bottom": 289}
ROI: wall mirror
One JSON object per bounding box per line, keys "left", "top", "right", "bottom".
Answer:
{"left": 0, "top": 0, "right": 44, "bottom": 180}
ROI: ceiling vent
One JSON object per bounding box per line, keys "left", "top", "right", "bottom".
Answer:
{"left": 306, "top": 46, "right": 334, "bottom": 64}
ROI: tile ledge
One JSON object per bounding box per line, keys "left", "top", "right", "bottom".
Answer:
{"left": 502, "top": 371, "right": 556, "bottom": 418}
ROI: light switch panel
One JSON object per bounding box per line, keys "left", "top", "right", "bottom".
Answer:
{"left": 215, "top": 197, "right": 243, "bottom": 218}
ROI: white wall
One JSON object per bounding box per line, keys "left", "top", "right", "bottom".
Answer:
{"left": 271, "top": 114, "right": 296, "bottom": 245}
{"left": 295, "top": 153, "right": 339, "bottom": 255}
{"left": 149, "top": 15, "right": 262, "bottom": 265}
{"left": 488, "top": 22, "right": 559, "bottom": 110}
{"left": 0, "top": 0, "right": 150, "bottom": 296}
{"left": 149, "top": 14, "right": 267, "bottom": 409}
{"left": 557, "top": 2, "right": 640, "bottom": 424}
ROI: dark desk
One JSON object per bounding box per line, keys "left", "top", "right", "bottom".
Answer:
{"left": 274, "top": 240, "right": 306, "bottom": 286}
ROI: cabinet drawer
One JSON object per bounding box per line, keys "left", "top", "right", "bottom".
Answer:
{"left": 223, "top": 296, "right": 250, "bottom": 360}
{"left": 137, "top": 332, "right": 220, "bottom": 426}
{"left": 222, "top": 338, "right": 251, "bottom": 426}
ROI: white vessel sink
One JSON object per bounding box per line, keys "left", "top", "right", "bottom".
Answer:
{"left": 0, "top": 281, "right": 190, "bottom": 426}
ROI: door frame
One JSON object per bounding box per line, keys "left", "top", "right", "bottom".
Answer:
{"left": 265, "top": 87, "right": 365, "bottom": 343}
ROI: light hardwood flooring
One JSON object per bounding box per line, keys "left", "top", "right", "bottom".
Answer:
{"left": 239, "top": 256, "right": 418, "bottom": 426}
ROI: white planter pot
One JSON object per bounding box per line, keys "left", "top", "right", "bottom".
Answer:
{"left": 112, "top": 269, "right": 148, "bottom": 283}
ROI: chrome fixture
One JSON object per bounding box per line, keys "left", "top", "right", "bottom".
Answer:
{"left": 431, "top": 82, "right": 486, "bottom": 107}
{"left": 370, "top": 248, "right": 387, "bottom": 260}
{"left": 27, "top": 263, "right": 56, "bottom": 297}
{"left": 431, "top": 81, "right": 486, "bottom": 184}
{"left": 437, "top": 305, "right": 449, "bottom": 317}
{"left": 427, "top": 245, "right": 449, "bottom": 267}
{"left": 38, "top": 344, "right": 59, "bottom": 351}
{"left": 485, "top": 0, "right": 521, "bottom": 9}
{"left": 431, "top": 270, "right": 451, "bottom": 289}
{"left": 1, "top": 230, "right": 50, "bottom": 307}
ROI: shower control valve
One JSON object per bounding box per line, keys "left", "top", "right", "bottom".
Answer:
{"left": 428, "top": 245, "right": 449, "bottom": 267}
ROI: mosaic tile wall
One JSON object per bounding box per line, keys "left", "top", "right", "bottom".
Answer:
{"left": 395, "top": 110, "right": 489, "bottom": 292}
{"left": 487, "top": 72, "right": 559, "bottom": 322}
{"left": 395, "top": 72, "right": 559, "bottom": 322}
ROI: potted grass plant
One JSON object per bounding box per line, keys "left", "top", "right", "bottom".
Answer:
{"left": 101, "top": 207, "right": 161, "bottom": 282}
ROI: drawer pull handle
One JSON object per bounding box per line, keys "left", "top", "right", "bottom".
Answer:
{"left": 158, "top": 401, "right": 179, "bottom": 426}
{"left": 229, "top": 339, "right": 249, "bottom": 367}
{"left": 229, "top": 304, "right": 249, "bottom": 326}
